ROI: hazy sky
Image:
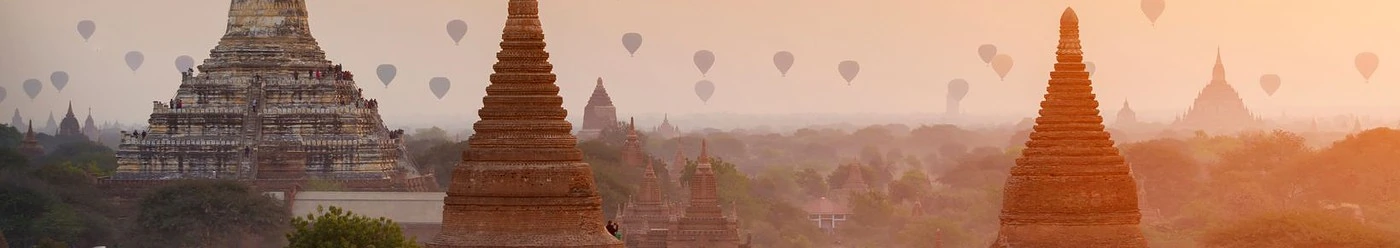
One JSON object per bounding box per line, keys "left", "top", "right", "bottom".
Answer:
{"left": 3, "top": 0, "right": 1400, "bottom": 127}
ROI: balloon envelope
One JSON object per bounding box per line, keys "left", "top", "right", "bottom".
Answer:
{"left": 429, "top": 77, "right": 451, "bottom": 99}
{"left": 1356, "top": 52, "right": 1379, "bottom": 81}
{"left": 1141, "top": 0, "right": 1165, "bottom": 26}
{"left": 377, "top": 64, "right": 397, "bottom": 87}
{"left": 1086, "top": 62, "right": 1097, "bottom": 76}
{"left": 838, "top": 60, "right": 860, "bottom": 85}
{"left": 0, "top": 87, "right": 7, "bottom": 104}
{"left": 948, "top": 79, "right": 970, "bottom": 102}
{"left": 622, "top": 33, "right": 643, "bottom": 56}
{"left": 50, "top": 72, "right": 69, "bottom": 92}
{"left": 125, "top": 51, "right": 145, "bottom": 71}
{"left": 694, "top": 80, "right": 715, "bottom": 103}
{"left": 77, "top": 20, "right": 96, "bottom": 41}
{"left": 1259, "top": 74, "right": 1281, "bottom": 96}
{"left": 773, "top": 51, "right": 794, "bottom": 77}
{"left": 446, "top": 20, "right": 468, "bottom": 45}
{"left": 977, "top": 44, "right": 997, "bottom": 64}
{"left": 694, "top": 50, "right": 716, "bottom": 76}
{"left": 22, "top": 79, "right": 41, "bottom": 100}
{"left": 991, "top": 54, "right": 1014, "bottom": 80}
{"left": 175, "top": 55, "right": 195, "bottom": 72}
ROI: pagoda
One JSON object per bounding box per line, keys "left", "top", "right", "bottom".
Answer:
{"left": 1172, "top": 49, "right": 1262, "bottom": 134}
{"left": 19, "top": 120, "right": 45, "bottom": 160}
{"left": 666, "top": 140, "right": 743, "bottom": 248}
{"left": 109, "top": 0, "right": 433, "bottom": 192}
{"left": 991, "top": 8, "right": 1147, "bottom": 247}
{"left": 9, "top": 110, "right": 22, "bottom": 130}
{"left": 82, "top": 108, "right": 99, "bottom": 140}
{"left": 653, "top": 114, "right": 680, "bottom": 139}
{"left": 1116, "top": 100, "right": 1138, "bottom": 126}
{"left": 58, "top": 102, "right": 84, "bottom": 139}
{"left": 831, "top": 164, "right": 871, "bottom": 200}
{"left": 579, "top": 77, "right": 618, "bottom": 140}
{"left": 427, "top": 0, "right": 622, "bottom": 247}
{"left": 618, "top": 160, "right": 679, "bottom": 248}
{"left": 622, "top": 117, "right": 645, "bottom": 168}
{"left": 44, "top": 112, "right": 56, "bottom": 135}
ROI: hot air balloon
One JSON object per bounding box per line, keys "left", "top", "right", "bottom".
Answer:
{"left": 1141, "top": 0, "right": 1165, "bottom": 27}
{"left": 948, "top": 79, "right": 970, "bottom": 102}
{"left": 838, "top": 61, "right": 860, "bottom": 85}
{"left": 175, "top": 55, "right": 195, "bottom": 73}
{"left": 695, "top": 80, "right": 715, "bottom": 103}
{"left": 50, "top": 72, "right": 69, "bottom": 92}
{"left": 991, "top": 54, "right": 1014, "bottom": 80}
{"left": 377, "top": 64, "right": 397, "bottom": 87}
{"left": 694, "top": 50, "right": 715, "bottom": 76}
{"left": 773, "top": 51, "right": 794, "bottom": 77}
{"left": 125, "top": 51, "right": 145, "bottom": 72}
{"left": 0, "top": 87, "right": 7, "bottom": 104}
{"left": 429, "top": 77, "right": 451, "bottom": 99}
{"left": 622, "top": 33, "right": 643, "bottom": 57}
{"left": 22, "top": 79, "right": 41, "bottom": 100}
{"left": 1356, "top": 52, "right": 1379, "bottom": 82}
{"left": 77, "top": 20, "right": 96, "bottom": 42}
{"left": 1086, "top": 62, "right": 1097, "bottom": 76}
{"left": 446, "top": 20, "right": 468, "bottom": 45}
{"left": 977, "top": 44, "right": 997, "bottom": 66}
{"left": 1259, "top": 74, "right": 1281, "bottom": 96}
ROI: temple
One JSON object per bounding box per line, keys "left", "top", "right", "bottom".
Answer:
{"left": 579, "top": 77, "right": 618, "bottom": 140}
{"left": 428, "top": 0, "right": 622, "bottom": 247}
{"left": 44, "top": 112, "right": 57, "bottom": 135}
{"left": 108, "top": 0, "right": 434, "bottom": 192}
{"left": 58, "top": 102, "right": 83, "bottom": 138}
{"left": 670, "top": 147, "right": 686, "bottom": 186}
{"left": 82, "top": 108, "right": 99, "bottom": 140}
{"left": 1171, "top": 49, "right": 1263, "bottom": 134}
{"left": 9, "top": 110, "right": 22, "bottom": 130}
{"left": 618, "top": 160, "right": 679, "bottom": 247}
{"left": 666, "top": 140, "right": 743, "bottom": 248}
{"left": 1116, "top": 100, "right": 1138, "bottom": 126}
{"left": 19, "top": 120, "right": 45, "bottom": 160}
{"left": 991, "top": 8, "right": 1147, "bottom": 247}
{"left": 653, "top": 114, "right": 680, "bottom": 139}
{"left": 622, "top": 117, "right": 645, "bottom": 168}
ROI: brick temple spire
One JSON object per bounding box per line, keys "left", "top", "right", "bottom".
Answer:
{"left": 428, "top": 0, "right": 621, "bottom": 247}
{"left": 622, "top": 117, "right": 644, "bottom": 168}
{"left": 667, "top": 139, "right": 742, "bottom": 247}
{"left": 686, "top": 139, "right": 721, "bottom": 219}
{"left": 579, "top": 77, "right": 618, "bottom": 140}
{"left": 991, "top": 7, "right": 1147, "bottom": 247}
{"left": 204, "top": 0, "right": 330, "bottom": 73}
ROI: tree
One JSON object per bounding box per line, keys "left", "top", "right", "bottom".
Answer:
{"left": 125, "top": 180, "right": 288, "bottom": 247}
{"left": 888, "top": 170, "right": 932, "bottom": 204}
{"left": 286, "top": 205, "right": 420, "bottom": 248}
{"left": 1200, "top": 209, "right": 1400, "bottom": 248}
{"left": 1121, "top": 138, "right": 1201, "bottom": 217}
{"left": 794, "top": 168, "right": 828, "bottom": 198}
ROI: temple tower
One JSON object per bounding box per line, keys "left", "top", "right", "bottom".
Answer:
{"left": 1116, "top": 100, "right": 1137, "bottom": 126}
{"left": 9, "top": 110, "right": 22, "bottom": 130}
{"left": 833, "top": 164, "right": 871, "bottom": 200}
{"left": 1172, "top": 48, "right": 1262, "bottom": 134}
{"left": 58, "top": 102, "right": 83, "bottom": 138}
{"left": 110, "top": 0, "right": 431, "bottom": 191}
{"left": 428, "top": 1, "right": 621, "bottom": 247}
{"left": 578, "top": 77, "right": 618, "bottom": 140}
{"left": 82, "top": 108, "right": 98, "bottom": 140}
{"left": 44, "top": 112, "right": 57, "bottom": 135}
{"left": 671, "top": 146, "right": 687, "bottom": 187}
{"left": 667, "top": 140, "right": 742, "bottom": 248}
{"left": 619, "top": 160, "right": 676, "bottom": 248}
{"left": 19, "top": 120, "right": 45, "bottom": 160}
{"left": 654, "top": 114, "right": 679, "bottom": 139}
{"left": 622, "top": 117, "right": 645, "bottom": 168}
{"left": 991, "top": 8, "right": 1147, "bottom": 247}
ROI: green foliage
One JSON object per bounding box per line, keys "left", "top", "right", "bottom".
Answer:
{"left": 0, "top": 124, "right": 20, "bottom": 149}
{"left": 286, "top": 205, "right": 419, "bottom": 248}
{"left": 1, "top": 159, "right": 115, "bottom": 247}
{"left": 414, "top": 140, "right": 470, "bottom": 189}
{"left": 125, "top": 180, "right": 288, "bottom": 247}
{"left": 888, "top": 170, "right": 932, "bottom": 204}
{"left": 38, "top": 141, "right": 116, "bottom": 174}
{"left": 1201, "top": 210, "right": 1400, "bottom": 248}
{"left": 793, "top": 168, "right": 828, "bottom": 198}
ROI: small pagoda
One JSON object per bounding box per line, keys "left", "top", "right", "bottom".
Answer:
{"left": 579, "top": 78, "right": 619, "bottom": 140}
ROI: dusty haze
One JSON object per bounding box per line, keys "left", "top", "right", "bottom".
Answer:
{"left": 2, "top": 0, "right": 1398, "bottom": 129}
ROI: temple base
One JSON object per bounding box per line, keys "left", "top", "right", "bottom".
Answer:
{"left": 990, "top": 224, "right": 1147, "bottom": 248}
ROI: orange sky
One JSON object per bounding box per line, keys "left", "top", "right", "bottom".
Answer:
{"left": 2, "top": 0, "right": 1400, "bottom": 126}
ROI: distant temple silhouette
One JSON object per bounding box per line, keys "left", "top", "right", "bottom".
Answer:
{"left": 1171, "top": 49, "right": 1263, "bottom": 134}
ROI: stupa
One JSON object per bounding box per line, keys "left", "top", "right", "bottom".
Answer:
{"left": 1172, "top": 49, "right": 1262, "bottom": 134}
{"left": 667, "top": 140, "right": 743, "bottom": 248}
{"left": 991, "top": 8, "right": 1147, "bottom": 247}
{"left": 618, "top": 160, "right": 678, "bottom": 247}
{"left": 109, "top": 0, "right": 433, "bottom": 192}
{"left": 9, "top": 110, "right": 23, "bottom": 130}
{"left": 653, "top": 114, "right": 680, "bottom": 139}
{"left": 1116, "top": 100, "right": 1138, "bottom": 126}
{"left": 58, "top": 102, "right": 83, "bottom": 139}
{"left": 622, "top": 117, "right": 645, "bottom": 168}
{"left": 82, "top": 108, "right": 99, "bottom": 140}
{"left": 578, "top": 77, "right": 618, "bottom": 140}
{"left": 428, "top": 0, "right": 622, "bottom": 247}
{"left": 19, "top": 120, "right": 45, "bottom": 160}
{"left": 44, "top": 112, "right": 57, "bottom": 135}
